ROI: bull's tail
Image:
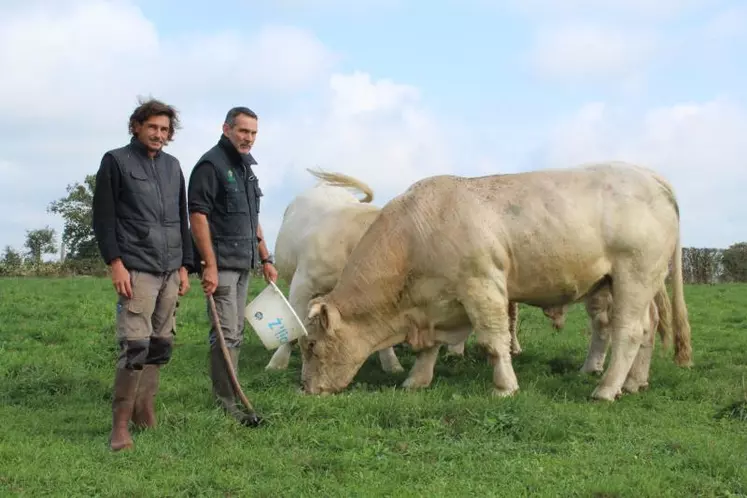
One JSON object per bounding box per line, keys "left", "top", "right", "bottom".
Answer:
{"left": 306, "top": 168, "right": 375, "bottom": 204}
{"left": 651, "top": 169, "right": 693, "bottom": 367}
{"left": 653, "top": 282, "right": 672, "bottom": 348}
{"left": 670, "top": 234, "right": 693, "bottom": 366}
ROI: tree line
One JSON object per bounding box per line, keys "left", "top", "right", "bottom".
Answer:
{"left": 2, "top": 174, "right": 746, "bottom": 283}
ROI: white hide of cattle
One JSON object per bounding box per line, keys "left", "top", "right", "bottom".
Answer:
{"left": 301, "top": 161, "right": 693, "bottom": 401}
{"left": 266, "top": 169, "right": 404, "bottom": 373}
{"left": 265, "top": 169, "right": 556, "bottom": 375}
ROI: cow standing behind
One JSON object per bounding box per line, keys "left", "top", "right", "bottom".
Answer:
{"left": 265, "top": 169, "right": 405, "bottom": 373}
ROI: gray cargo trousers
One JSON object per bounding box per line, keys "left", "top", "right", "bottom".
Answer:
{"left": 206, "top": 269, "right": 252, "bottom": 347}
{"left": 206, "top": 269, "right": 261, "bottom": 425}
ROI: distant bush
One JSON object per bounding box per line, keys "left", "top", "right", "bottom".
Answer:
{"left": 721, "top": 242, "right": 747, "bottom": 283}
{"left": 2, "top": 246, "right": 747, "bottom": 283}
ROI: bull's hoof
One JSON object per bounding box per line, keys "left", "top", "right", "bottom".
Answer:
{"left": 510, "top": 347, "right": 523, "bottom": 357}
{"left": 491, "top": 386, "right": 519, "bottom": 398}
{"left": 580, "top": 364, "right": 604, "bottom": 376}
{"left": 381, "top": 363, "right": 405, "bottom": 374}
{"left": 622, "top": 378, "right": 649, "bottom": 394}
{"left": 401, "top": 377, "right": 432, "bottom": 390}
{"left": 265, "top": 364, "right": 289, "bottom": 371}
{"left": 590, "top": 385, "right": 621, "bottom": 401}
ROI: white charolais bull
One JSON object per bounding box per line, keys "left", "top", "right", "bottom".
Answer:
{"left": 300, "top": 162, "right": 693, "bottom": 401}
{"left": 266, "top": 169, "right": 405, "bottom": 373}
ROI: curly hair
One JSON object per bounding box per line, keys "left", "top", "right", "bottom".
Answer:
{"left": 128, "top": 97, "right": 181, "bottom": 143}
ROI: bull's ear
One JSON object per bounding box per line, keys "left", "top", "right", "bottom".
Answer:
{"left": 308, "top": 301, "right": 331, "bottom": 332}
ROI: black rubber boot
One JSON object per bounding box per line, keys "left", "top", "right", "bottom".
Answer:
{"left": 209, "top": 346, "right": 263, "bottom": 427}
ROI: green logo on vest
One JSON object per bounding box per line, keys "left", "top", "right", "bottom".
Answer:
{"left": 227, "top": 169, "right": 236, "bottom": 183}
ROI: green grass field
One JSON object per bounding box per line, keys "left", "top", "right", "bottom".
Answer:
{"left": 0, "top": 277, "right": 745, "bottom": 497}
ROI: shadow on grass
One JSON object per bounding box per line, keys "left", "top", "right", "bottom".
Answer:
{"left": 715, "top": 399, "right": 747, "bottom": 422}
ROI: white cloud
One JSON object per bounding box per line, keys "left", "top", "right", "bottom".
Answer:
{"left": 0, "top": 0, "right": 337, "bottom": 252}
{"left": 0, "top": 0, "right": 476, "bottom": 255}
{"left": 252, "top": 71, "right": 478, "bottom": 197}
{"left": 528, "top": 24, "right": 656, "bottom": 83}
{"left": 0, "top": 2, "right": 334, "bottom": 123}
{"left": 505, "top": 0, "right": 710, "bottom": 20}
{"left": 537, "top": 98, "right": 747, "bottom": 248}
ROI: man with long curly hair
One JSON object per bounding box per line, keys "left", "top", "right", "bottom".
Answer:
{"left": 92, "top": 97, "right": 193, "bottom": 451}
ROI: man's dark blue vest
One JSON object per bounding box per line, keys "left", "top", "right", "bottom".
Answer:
{"left": 195, "top": 134, "right": 262, "bottom": 271}
{"left": 107, "top": 137, "right": 184, "bottom": 274}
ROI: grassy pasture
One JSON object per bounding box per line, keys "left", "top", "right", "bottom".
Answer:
{"left": 0, "top": 277, "right": 745, "bottom": 497}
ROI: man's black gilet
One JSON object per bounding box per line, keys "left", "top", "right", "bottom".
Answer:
{"left": 196, "top": 136, "right": 262, "bottom": 271}
{"left": 107, "top": 138, "right": 184, "bottom": 274}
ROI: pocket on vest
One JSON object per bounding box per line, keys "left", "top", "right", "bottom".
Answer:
{"left": 166, "top": 226, "right": 182, "bottom": 248}
{"left": 226, "top": 192, "right": 248, "bottom": 213}
{"left": 215, "top": 235, "right": 252, "bottom": 265}
{"left": 128, "top": 170, "right": 154, "bottom": 196}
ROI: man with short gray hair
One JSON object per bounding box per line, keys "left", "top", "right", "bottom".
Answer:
{"left": 188, "top": 106, "right": 277, "bottom": 427}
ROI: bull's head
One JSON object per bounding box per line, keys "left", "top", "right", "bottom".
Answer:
{"left": 299, "top": 296, "right": 370, "bottom": 395}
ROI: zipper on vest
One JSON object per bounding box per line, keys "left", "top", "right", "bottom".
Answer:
{"left": 152, "top": 157, "right": 166, "bottom": 269}
{"left": 242, "top": 163, "right": 256, "bottom": 267}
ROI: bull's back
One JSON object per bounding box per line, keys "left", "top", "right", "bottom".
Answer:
{"left": 396, "top": 163, "right": 679, "bottom": 306}
{"left": 275, "top": 185, "right": 376, "bottom": 281}
{"left": 296, "top": 204, "right": 381, "bottom": 290}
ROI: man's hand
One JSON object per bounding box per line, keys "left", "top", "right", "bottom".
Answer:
{"left": 201, "top": 262, "right": 219, "bottom": 295}
{"left": 110, "top": 258, "right": 132, "bottom": 298}
{"left": 178, "top": 266, "right": 190, "bottom": 296}
{"left": 262, "top": 262, "right": 278, "bottom": 284}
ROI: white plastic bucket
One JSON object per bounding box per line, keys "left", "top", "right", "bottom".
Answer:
{"left": 245, "top": 281, "right": 308, "bottom": 350}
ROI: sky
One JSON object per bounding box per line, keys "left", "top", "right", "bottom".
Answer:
{"left": 1, "top": 0, "right": 746, "bottom": 260}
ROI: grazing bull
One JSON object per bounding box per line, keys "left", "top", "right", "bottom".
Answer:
{"left": 265, "top": 169, "right": 564, "bottom": 375}
{"left": 300, "top": 161, "right": 693, "bottom": 401}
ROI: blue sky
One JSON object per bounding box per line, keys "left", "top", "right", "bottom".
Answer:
{"left": 1, "top": 0, "right": 746, "bottom": 260}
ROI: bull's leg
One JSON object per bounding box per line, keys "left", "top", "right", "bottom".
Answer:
{"left": 445, "top": 339, "right": 466, "bottom": 357}
{"left": 401, "top": 345, "right": 441, "bottom": 389}
{"left": 622, "top": 301, "right": 659, "bottom": 393}
{"left": 378, "top": 347, "right": 405, "bottom": 374}
{"left": 266, "top": 270, "right": 314, "bottom": 371}
{"left": 266, "top": 343, "right": 294, "bottom": 371}
{"left": 459, "top": 276, "right": 518, "bottom": 397}
{"left": 508, "top": 301, "right": 521, "bottom": 356}
{"left": 580, "top": 286, "right": 613, "bottom": 375}
{"left": 401, "top": 325, "right": 472, "bottom": 389}
{"left": 591, "top": 278, "right": 652, "bottom": 402}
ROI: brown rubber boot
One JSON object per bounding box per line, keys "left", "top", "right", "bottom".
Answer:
{"left": 109, "top": 367, "right": 141, "bottom": 451}
{"left": 209, "top": 346, "right": 262, "bottom": 427}
{"left": 132, "top": 364, "right": 159, "bottom": 429}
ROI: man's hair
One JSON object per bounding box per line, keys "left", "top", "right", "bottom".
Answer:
{"left": 128, "top": 97, "right": 181, "bottom": 142}
{"left": 224, "top": 106, "right": 258, "bottom": 128}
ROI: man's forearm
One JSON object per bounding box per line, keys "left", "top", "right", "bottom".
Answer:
{"left": 190, "top": 212, "right": 216, "bottom": 267}
{"left": 257, "top": 223, "right": 270, "bottom": 261}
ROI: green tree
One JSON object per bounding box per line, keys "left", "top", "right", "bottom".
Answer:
{"left": 47, "top": 174, "right": 99, "bottom": 260}
{"left": 1, "top": 245, "right": 23, "bottom": 268}
{"left": 721, "top": 242, "right": 747, "bottom": 282}
{"left": 24, "top": 226, "right": 57, "bottom": 264}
